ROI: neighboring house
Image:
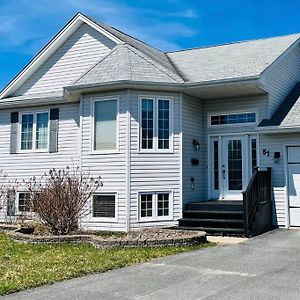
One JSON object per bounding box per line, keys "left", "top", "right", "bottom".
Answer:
{"left": 1, "top": 13, "right": 300, "bottom": 233}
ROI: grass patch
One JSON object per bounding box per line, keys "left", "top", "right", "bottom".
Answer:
{"left": 0, "top": 233, "right": 214, "bottom": 295}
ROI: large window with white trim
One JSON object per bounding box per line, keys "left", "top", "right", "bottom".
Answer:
{"left": 20, "top": 111, "right": 49, "bottom": 151}
{"left": 140, "top": 97, "right": 172, "bottom": 151}
{"left": 93, "top": 99, "right": 118, "bottom": 151}
{"left": 139, "top": 192, "right": 172, "bottom": 221}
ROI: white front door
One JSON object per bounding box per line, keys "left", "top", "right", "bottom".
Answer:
{"left": 287, "top": 147, "right": 300, "bottom": 226}
{"left": 210, "top": 135, "right": 257, "bottom": 200}
{"left": 222, "top": 136, "right": 245, "bottom": 199}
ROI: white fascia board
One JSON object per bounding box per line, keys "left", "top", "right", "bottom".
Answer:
{"left": 0, "top": 14, "right": 122, "bottom": 100}
{"left": 257, "top": 126, "right": 300, "bottom": 133}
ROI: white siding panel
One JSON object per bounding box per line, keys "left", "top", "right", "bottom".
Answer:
{"left": 259, "top": 133, "right": 300, "bottom": 226}
{"left": 261, "top": 43, "right": 300, "bottom": 116}
{"left": 182, "top": 94, "right": 203, "bottom": 204}
{"left": 129, "top": 91, "right": 181, "bottom": 229}
{"left": 14, "top": 24, "right": 116, "bottom": 96}
{"left": 80, "top": 91, "right": 128, "bottom": 231}
{"left": 0, "top": 103, "right": 79, "bottom": 221}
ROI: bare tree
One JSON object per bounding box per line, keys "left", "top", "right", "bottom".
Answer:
{"left": 26, "top": 166, "right": 102, "bottom": 235}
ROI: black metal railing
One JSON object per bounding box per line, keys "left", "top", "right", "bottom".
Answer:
{"left": 243, "top": 167, "right": 272, "bottom": 236}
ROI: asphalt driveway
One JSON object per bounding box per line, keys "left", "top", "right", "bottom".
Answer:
{"left": 4, "top": 228, "right": 300, "bottom": 300}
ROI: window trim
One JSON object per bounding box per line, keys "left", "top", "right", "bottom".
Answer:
{"left": 90, "top": 96, "right": 120, "bottom": 155}
{"left": 138, "top": 96, "right": 173, "bottom": 153}
{"left": 138, "top": 191, "right": 173, "bottom": 222}
{"left": 16, "top": 191, "right": 31, "bottom": 215}
{"left": 207, "top": 110, "right": 259, "bottom": 128}
{"left": 18, "top": 110, "right": 50, "bottom": 153}
{"left": 91, "top": 192, "right": 118, "bottom": 223}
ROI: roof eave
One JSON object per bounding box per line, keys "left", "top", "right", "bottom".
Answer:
{"left": 257, "top": 125, "right": 300, "bottom": 133}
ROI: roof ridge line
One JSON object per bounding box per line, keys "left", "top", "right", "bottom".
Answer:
{"left": 124, "top": 44, "right": 183, "bottom": 83}
{"left": 167, "top": 32, "right": 300, "bottom": 54}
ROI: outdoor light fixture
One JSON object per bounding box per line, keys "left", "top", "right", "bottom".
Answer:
{"left": 191, "top": 177, "right": 195, "bottom": 190}
{"left": 193, "top": 139, "right": 200, "bottom": 150}
{"left": 274, "top": 152, "right": 280, "bottom": 163}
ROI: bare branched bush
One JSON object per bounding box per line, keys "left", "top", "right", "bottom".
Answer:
{"left": 0, "top": 170, "right": 17, "bottom": 219}
{"left": 26, "top": 166, "right": 102, "bottom": 235}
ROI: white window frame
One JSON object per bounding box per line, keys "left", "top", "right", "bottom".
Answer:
{"left": 138, "top": 96, "right": 173, "bottom": 153}
{"left": 207, "top": 110, "right": 259, "bottom": 128}
{"left": 18, "top": 110, "right": 50, "bottom": 153}
{"left": 91, "top": 192, "right": 118, "bottom": 223}
{"left": 16, "top": 191, "right": 31, "bottom": 215}
{"left": 91, "top": 96, "right": 120, "bottom": 154}
{"left": 138, "top": 191, "right": 173, "bottom": 222}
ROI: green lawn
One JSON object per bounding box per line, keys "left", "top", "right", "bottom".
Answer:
{"left": 0, "top": 233, "right": 214, "bottom": 295}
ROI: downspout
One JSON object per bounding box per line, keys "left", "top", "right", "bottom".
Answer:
{"left": 126, "top": 89, "right": 131, "bottom": 232}
{"left": 78, "top": 95, "right": 83, "bottom": 172}
{"left": 179, "top": 92, "right": 183, "bottom": 219}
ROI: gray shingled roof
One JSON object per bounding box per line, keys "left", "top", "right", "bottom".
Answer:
{"left": 85, "top": 14, "right": 181, "bottom": 80}
{"left": 259, "top": 82, "right": 300, "bottom": 127}
{"left": 75, "top": 44, "right": 183, "bottom": 85}
{"left": 167, "top": 34, "right": 300, "bottom": 83}
{"left": 73, "top": 15, "right": 300, "bottom": 89}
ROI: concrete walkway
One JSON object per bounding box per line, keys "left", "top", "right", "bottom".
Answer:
{"left": 4, "top": 228, "right": 300, "bottom": 300}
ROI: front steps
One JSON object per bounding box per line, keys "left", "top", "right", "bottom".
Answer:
{"left": 178, "top": 200, "right": 245, "bottom": 236}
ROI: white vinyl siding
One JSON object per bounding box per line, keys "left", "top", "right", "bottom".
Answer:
{"left": 182, "top": 94, "right": 204, "bottom": 204}
{"left": 80, "top": 91, "right": 128, "bottom": 232}
{"left": 259, "top": 132, "right": 300, "bottom": 227}
{"left": 261, "top": 40, "right": 300, "bottom": 117}
{"left": 14, "top": 24, "right": 116, "bottom": 97}
{"left": 130, "top": 91, "right": 181, "bottom": 229}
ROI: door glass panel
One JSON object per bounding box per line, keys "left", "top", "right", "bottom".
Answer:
{"left": 228, "top": 139, "right": 243, "bottom": 190}
{"left": 213, "top": 140, "right": 219, "bottom": 190}
{"left": 251, "top": 138, "right": 257, "bottom": 172}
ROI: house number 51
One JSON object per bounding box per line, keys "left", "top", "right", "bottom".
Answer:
{"left": 263, "top": 149, "right": 270, "bottom": 157}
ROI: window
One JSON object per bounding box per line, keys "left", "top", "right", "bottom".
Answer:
{"left": 20, "top": 112, "right": 49, "bottom": 151}
{"left": 141, "top": 99, "right": 154, "bottom": 149}
{"left": 140, "top": 97, "right": 172, "bottom": 151}
{"left": 139, "top": 192, "right": 172, "bottom": 221}
{"left": 93, "top": 99, "right": 118, "bottom": 151}
{"left": 93, "top": 194, "right": 116, "bottom": 219}
{"left": 18, "top": 192, "right": 31, "bottom": 212}
{"left": 210, "top": 112, "right": 256, "bottom": 126}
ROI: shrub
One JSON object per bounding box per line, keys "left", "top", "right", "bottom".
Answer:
{"left": 26, "top": 166, "right": 102, "bottom": 235}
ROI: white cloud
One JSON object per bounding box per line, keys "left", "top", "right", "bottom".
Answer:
{"left": 0, "top": 0, "right": 199, "bottom": 53}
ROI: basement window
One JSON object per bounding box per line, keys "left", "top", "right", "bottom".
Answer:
{"left": 92, "top": 194, "right": 117, "bottom": 220}
{"left": 139, "top": 192, "right": 173, "bottom": 221}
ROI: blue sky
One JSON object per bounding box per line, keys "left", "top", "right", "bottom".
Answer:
{"left": 1, "top": 0, "right": 300, "bottom": 90}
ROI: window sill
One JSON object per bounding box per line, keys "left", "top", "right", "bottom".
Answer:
{"left": 138, "top": 150, "right": 174, "bottom": 154}
{"left": 137, "top": 217, "right": 174, "bottom": 223}
{"left": 17, "top": 149, "right": 49, "bottom": 154}
{"left": 88, "top": 217, "right": 118, "bottom": 223}
{"left": 90, "top": 150, "right": 120, "bottom": 155}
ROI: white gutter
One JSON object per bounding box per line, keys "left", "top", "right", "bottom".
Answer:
{"left": 257, "top": 126, "right": 300, "bottom": 134}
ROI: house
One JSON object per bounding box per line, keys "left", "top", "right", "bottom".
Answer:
{"left": 1, "top": 13, "right": 300, "bottom": 234}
